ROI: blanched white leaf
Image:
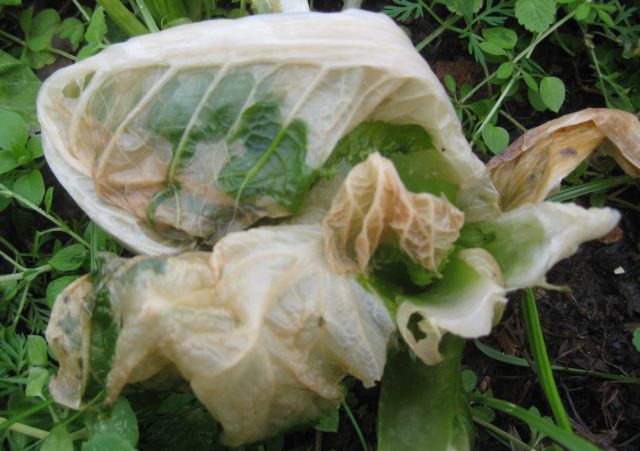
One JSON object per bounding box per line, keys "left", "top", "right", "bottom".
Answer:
{"left": 46, "top": 226, "right": 394, "bottom": 446}
{"left": 45, "top": 275, "right": 93, "bottom": 409}
{"left": 323, "top": 153, "right": 464, "bottom": 275}
{"left": 459, "top": 202, "right": 620, "bottom": 289}
{"left": 38, "top": 10, "right": 490, "bottom": 255}
{"left": 396, "top": 249, "right": 507, "bottom": 365}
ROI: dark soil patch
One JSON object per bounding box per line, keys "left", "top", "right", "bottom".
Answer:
{"left": 466, "top": 203, "right": 640, "bottom": 450}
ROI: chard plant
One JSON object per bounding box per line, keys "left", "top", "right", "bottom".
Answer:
{"left": 0, "top": 0, "right": 639, "bottom": 450}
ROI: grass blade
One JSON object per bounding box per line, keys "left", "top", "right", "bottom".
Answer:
{"left": 342, "top": 401, "right": 367, "bottom": 451}
{"left": 547, "top": 176, "right": 633, "bottom": 202}
{"left": 521, "top": 288, "right": 571, "bottom": 431}
{"left": 474, "top": 339, "right": 640, "bottom": 384}
{"left": 469, "top": 393, "right": 600, "bottom": 451}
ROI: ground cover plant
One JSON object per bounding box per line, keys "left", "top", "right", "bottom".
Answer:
{"left": 0, "top": 0, "right": 639, "bottom": 450}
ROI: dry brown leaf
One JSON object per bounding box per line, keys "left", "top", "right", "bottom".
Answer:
{"left": 322, "top": 153, "right": 464, "bottom": 275}
{"left": 488, "top": 108, "right": 640, "bottom": 211}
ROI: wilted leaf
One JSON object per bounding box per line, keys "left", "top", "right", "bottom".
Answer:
{"left": 459, "top": 202, "right": 619, "bottom": 289}
{"left": 323, "top": 153, "right": 464, "bottom": 275}
{"left": 396, "top": 249, "right": 506, "bottom": 364}
{"left": 488, "top": 108, "right": 640, "bottom": 211}
{"left": 46, "top": 226, "right": 394, "bottom": 446}
{"left": 39, "top": 11, "right": 488, "bottom": 255}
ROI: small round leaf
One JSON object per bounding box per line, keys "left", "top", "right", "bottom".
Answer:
{"left": 482, "top": 27, "right": 518, "bottom": 49}
{"left": 540, "top": 76, "right": 565, "bottom": 112}
{"left": 49, "top": 244, "right": 87, "bottom": 272}
{"left": 496, "top": 62, "right": 515, "bottom": 79}
{"left": 482, "top": 124, "right": 510, "bottom": 154}
{"left": 479, "top": 41, "right": 507, "bottom": 56}
{"left": 13, "top": 169, "right": 45, "bottom": 206}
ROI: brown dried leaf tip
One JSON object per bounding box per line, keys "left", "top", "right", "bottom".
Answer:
{"left": 322, "top": 152, "right": 464, "bottom": 275}
{"left": 488, "top": 108, "right": 640, "bottom": 211}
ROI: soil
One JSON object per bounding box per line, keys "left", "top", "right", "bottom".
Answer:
{"left": 468, "top": 206, "right": 640, "bottom": 451}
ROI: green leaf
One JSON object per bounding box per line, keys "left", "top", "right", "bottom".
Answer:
{"left": 314, "top": 408, "right": 339, "bottom": 433}
{"left": 327, "top": 121, "right": 459, "bottom": 203}
{"left": 595, "top": 8, "right": 614, "bottom": 27}
{"left": 574, "top": 3, "right": 591, "bottom": 21}
{"left": 461, "top": 369, "right": 477, "bottom": 392}
{"left": 330, "top": 121, "right": 434, "bottom": 166}
{"left": 25, "top": 367, "right": 49, "bottom": 399}
{"left": 0, "top": 108, "right": 28, "bottom": 150}
{"left": 539, "top": 76, "right": 565, "bottom": 112}
{"left": 521, "top": 70, "right": 538, "bottom": 91}
{"left": 49, "top": 244, "right": 87, "bottom": 271}
{"left": 13, "top": 169, "right": 44, "bottom": 205}
{"left": 58, "top": 17, "right": 85, "bottom": 51}
{"left": 633, "top": 329, "right": 640, "bottom": 352}
{"left": 77, "top": 43, "right": 103, "bottom": 60}
{"left": 41, "top": 427, "right": 74, "bottom": 451}
{"left": 46, "top": 275, "right": 78, "bottom": 307}
{"left": 86, "top": 397, "right": 139, "bottom": 447}
{"left": 378, "top": 336, "right": 473, "bottom": 451}
{"left": 82, "top": 432, "right": 136, "bottom": 451}
{"left": 482, "top": 27, "right": 518, "bottom": 49}
{"left": 27, "top": 335, "right": 48, "bottom": 366}
{"left": 482, "top": 124, "right": 509, "bottom": 154}
{"left": 27, "top": 9, "right": 61, "bottom": 52}
{"left": 444, "top": 74, "right": 456, "bottom": 94}
{"left": 447, "top": 0, "right": 483, "bottom": 16}
{"left": 44, "top": 186, "right": 54, "bottom": 212}
{"left": 0, "top": 182, "right": 10, "bottom": 212}
{"left": 0, "top": 51, "right": 42, "bottom": 127}
{"left": 479, "top": 41, "right": 507, "bottom": 56}
{"left": 528, "top": 87, "right": 547, "bottom": 111}
{"left": 0, "top": 151, "right": 19, "bottom": 174}
{"left": 86, "top": 6, "right": 107, "bottom": 44}
{"left": 515, "top": 0, "right": 557, "bottom": 33}
{"left": 0, "top": 0, "right": 22, "bottom": 5}
{"left": 27, "top": 134, "right": 42, "bottom": 158}
{"left": 129, "top": 392, "right": 219, "bottom": 450}
{"left": 470, "top": 405, "right": 495, "bottom": 422}
{"left": 19, "top": 6, "right": 33, "bottom": 35}
{"left": 145, "top": 0, "right": 188, "bottom": 23}
{"left": 217, "top": 101, "right": 316, "bottom": 214}
{"left": 496, "top": 62, "right": 515, "bottom": 79}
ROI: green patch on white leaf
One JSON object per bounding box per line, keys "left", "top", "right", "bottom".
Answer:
{"left": 396, "top": 249, "right": 507, "bottom": 365}
{"left": 459, "top": 202, "right": 619, "bottom": 289}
